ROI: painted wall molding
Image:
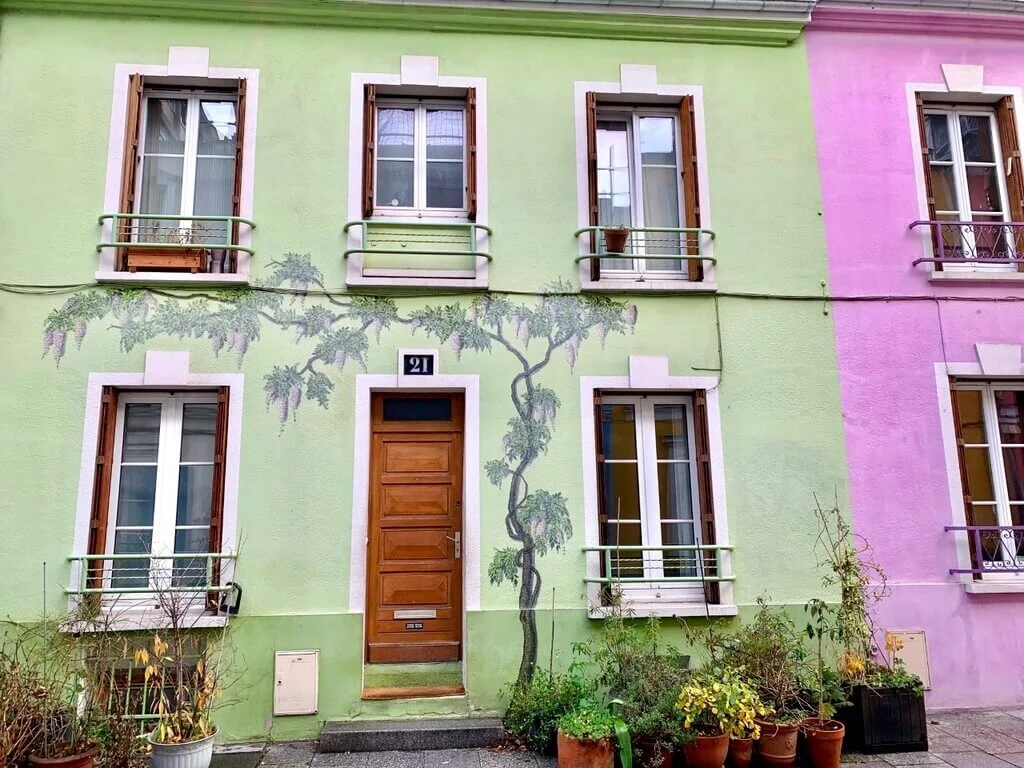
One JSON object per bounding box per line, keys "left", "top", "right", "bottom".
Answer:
{"left": 810, "top": 5, "right": 1024, "bottom": 38}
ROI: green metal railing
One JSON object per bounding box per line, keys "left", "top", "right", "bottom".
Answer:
{"left": 573, "top": 226, "right": 716, "bottom": 266}
{"left": 343, "top": 220, "right": 493, "bottom": 261}
{"left": 67, "top": 552, "right": 237, "bottom": 596}
{"left": 582, "top": 544, "right": 733, "bottom": 585}
{"left": 97, "top": 213, "right": 256, "bottom": 254}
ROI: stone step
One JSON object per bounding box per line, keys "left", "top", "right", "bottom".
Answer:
{"left": 321, "top": 717, "right": 505, "bottom": 752}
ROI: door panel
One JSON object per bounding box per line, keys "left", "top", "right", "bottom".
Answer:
{"left": 366, "top": 393, "right": 464, "bottom": 664}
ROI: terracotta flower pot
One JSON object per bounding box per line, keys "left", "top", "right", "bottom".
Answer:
{"left": 603, "top": 228, "right": 630, "bottom": 254}
{"left": 755, "top": 720, "right": 799, "bottom": 768}
{"left": 728, "top": 737, "right": 754, "bottom": 768}
{"left": 557, "top": 730, "right": 614, "bottom": 768}
{"left": 683, "top": 733, "right": 730, "bottom": 768}
{"left": 801, "top": 719, "right": 845, "bottom": 768}
{"left": 28, "top": 744, "right": 99, "bottom": 768}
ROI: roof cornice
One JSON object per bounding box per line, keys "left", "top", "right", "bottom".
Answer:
{"left": 810, "top": 1, "right": 1024, "bottom": 38}
{"left": 0, "top": 0, "right": 812, "bottom": 46}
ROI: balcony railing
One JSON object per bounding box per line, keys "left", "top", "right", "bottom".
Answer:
{"left": 582, "top": 543, "right": 734, "bottom": 586}
{"left": 344, "top": 220, "right": 492, "bottom": 276}
{"left": 67, "top": 552, "right": 236, "bottom": 596}
{"left": 945, "top": 525, "right": 1024, "bottom": 575}
{"left": 574, "top": 226, "right": 716, "bottom": 272}
{"left": 910, "top": 220, "right": 1024, "bottom": 269}
{"left": 98, "top": 213, "right": 255, "bottom": 274}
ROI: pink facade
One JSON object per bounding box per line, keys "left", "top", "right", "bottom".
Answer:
{"left": 807, "top": 7, "right": 1024, "bottom": 709}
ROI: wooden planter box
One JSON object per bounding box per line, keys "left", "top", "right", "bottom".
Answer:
{"left": 126, "top": 246, "right": 207, "bottom": 273}
{"left": 835, "top": 686, "right": 928, "bottom": 754}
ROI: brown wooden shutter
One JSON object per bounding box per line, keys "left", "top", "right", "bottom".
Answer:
{"left": 995, "top": 96, "right": 1024, "bottom": 271}
{"left": 117, "top": 74, "right": 145, "bottom": 271}
{"left": 362, "top": 84, "right": 377, "bottom": 219}
{"left": 679, "top": 96, "right": 703, "bottom": 282}
{"left": 230, "top": 78, "right": 247, "bottom": 250}
{"left": 692, "top": 390, "right": 719, "bottom": 604}
{"left": 207, "top": 386, "right": 230, "bottom": 610}
{"left": 915, "top": 95, "right": 941, "bottom": 268}
{"left": 87, "top": 387, "right": 119, "bottom": 593}
{"left": 585, "top": 91, "right": 600, "bottom": 281}
{"left": 949, "top": 379, "right": 982, "bottom": 575}
{"left": 466, "top": 87, "right": 478, "bottom": 221}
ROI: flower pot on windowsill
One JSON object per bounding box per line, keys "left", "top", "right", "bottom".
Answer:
{"left": 147, "top": 728, "right": 217, "bottom": 768}
{"left": 28, "top": 743, "right": 99, "bottom": 768}
{"left": 799, "top": 718, "right": 845, "bottom": 768}
{"left": 603, "top": 227, "right": 630, "bottom": 254}
{"left": 683, "top": 733, "right": 730, "bottom": 768}
{"left": 126, "top": 245, "right": 207, "bottom": 273}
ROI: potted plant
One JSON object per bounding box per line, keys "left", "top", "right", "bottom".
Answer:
{"left": 503, "top": 666, "right": 594, "bottom": 755}
{"left": 557, "top": 705, "right": 616, "bottom": 768}
{"left": 801, "top": 599, "right": 846, "bottom": 768}
{"left": 676, "top": 668, "right": 765, "bottom": 768}
{"left": 603, "top": 226, "right": 630, "bottom": 254}
{"left": 842, "top": 651, "right": 926, "bottom": 754}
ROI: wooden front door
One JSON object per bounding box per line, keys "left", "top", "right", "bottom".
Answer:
{"left": 366, "top": 393, "right": 464, "bottom": 664}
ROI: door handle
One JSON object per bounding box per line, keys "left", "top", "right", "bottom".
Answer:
{"left": 446, "top": 532, "right": 461, "bottom": 559}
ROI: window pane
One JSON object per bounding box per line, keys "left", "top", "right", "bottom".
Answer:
{"left": 143, "top": 98, "right": 187, "bottom": 154}
{"left": 955, "top": 390, "right": 987, "bottom": 444}
{"left": 1003, "top": 448, "right": 1024, "bottom": 502}
{"left": 639, "top": 116, "right": 677, "bottom": 165}
{"left": 122, "top": 404, "right": 162, "bottom": 462}
{"left": 192, "top": 157, "right": 234, "bottom": 244}
{"left": 658, "top": 463, "right": 694, "bottom": 522}
{"left": 602, "top": 463, "right": 641, "bottom": 522}
{"left": 965, "top": 446, "right": 995, "bottom": 502}
{"left": 425, "top": 162, "right": 464, "bottom": 209}
{"left": 605, "top": 521, "right": 643, "bottom": 578}
{"left": 197, "top": 100, "right": 237, "bottom": 156}
{"left": 972, "top": 503, "right": 998, "bottom": 526}
{"left": 597, "top": 120, "right": 632, "bottom": 230}
{"left": 138, "top": 156, "right": 185, "bottom": 225}
{"left": 662, "top": 521, "right": 697, "bottom": 578}
{"left": 600, "top": 404, "right": 638, "bottom": 460}
{"left": 176, "top": 465, "right": 213, "bottom": 527}
{"left": 111, "top": 530, "right": 152, "bottom": 590}
{"left": 377, "top": 108, "right": 414, "bottom": 159}
{"left": 654, "top": 405, "right": 688, "bottom": 460}
{"left": 925, "top": 115, "right": 952, "bottom": 162}
{"left": 960, "top": 115, "right": 995, "bottom": 163}
{"left": 965, "top": 166, "right": 1002, "bottom": 213}
{"left": 376, "top": 160, "right": 414, "bottom": 207}
{"left": 426, "top": 109, "right": 463, "bottom": 160}
{"left": 114, "top": 466, "right": 158, "bottom": 527}
{"left": 181, "top": 404, "right": 217, "bottom": 462}
{"left": 173, "top": 530, "right": 211, "bottom": 588}
{"left": 382, "top": 397, "right": 452, "bottom": 421}
{"left": 642, "top": 164, "right": 683, "bottom": 271}
{"left": 930, "top": 165, "right": 957, "bottom": 213}
{"left": 995, "top": 390, "right": 1024, "bottom": 443}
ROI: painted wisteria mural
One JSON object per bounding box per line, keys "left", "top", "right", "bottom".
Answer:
{"left": 42, "top": 253, "right": 637, "bottom": 683}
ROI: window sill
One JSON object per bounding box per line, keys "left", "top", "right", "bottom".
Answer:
{"left": 346, "top": 272, "right": 488, "bottom": 290}
{"left": 581, "top": 278, "right": 717, "bottom": 294}
{"left": 95, "top": 271, "right": 250, "bottom": 287}
{"left": 928, "top": 271, "right": 1024, "bottom": 284}
{"left": 588, "top": 602, "right": 737, "bottom": 619}
{"left": 963, "top": 579, "right": 1024, "bottom": 594}
{"left": 63, "top": 611, "right": 229, "bottom": 634}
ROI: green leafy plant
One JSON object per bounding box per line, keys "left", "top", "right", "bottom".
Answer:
{"left": 804, "top": 598, "right": 844, "bottom": 721}
{"left": 503, "top": 666, "right": 594, "bottom": 753}
{"left": 558, "top": 705, "right": 616, "bottom": 740}
{"left": 675, "top": 668, "right": 770, "bottom": 738}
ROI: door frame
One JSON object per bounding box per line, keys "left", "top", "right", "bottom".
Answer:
{"left": 348, "top": 375, "right": 481, "bottom": 682}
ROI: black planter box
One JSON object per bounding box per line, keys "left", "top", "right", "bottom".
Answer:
{"left": 836, "top": 686, "right": 928, "bottom": 754}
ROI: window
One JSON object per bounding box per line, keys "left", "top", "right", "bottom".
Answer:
{"left": 585, "top": 94, "right": 702, "bottom": 282}
{"left": 86, "top": 388, "right": 229, "bottom": 607}
{"left": 916, "top": 97, "right": 1024, "bottom": 272}
{"left": 362, "top": 86, "right": 477, "bottom": 220}
{"left": 594, "top": 392, "right": 719, "bottom": 603}
{"left": 117, "top": 76, "right": 247, "bottom": 274}
{"left": 951, "top": 381, "right": 1024, "bottom": 574}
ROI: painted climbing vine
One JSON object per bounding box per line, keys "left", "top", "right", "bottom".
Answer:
{"left": 42, "top": 253, "right": 637, "bottom": 683}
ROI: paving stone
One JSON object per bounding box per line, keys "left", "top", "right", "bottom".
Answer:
{"left": 476, "top": 752, "right": 543, "bottom": 767}
{"left": 423, "top": 750, "right": 482, "bottom": 768}
{"left": 982, "top": 717, "right": 1024, "bottom": 742}
{"left": 875, "top": 752, "right": 947, "bottom": 765}
{"left": 961, "top": 729, "right": 1024, "bottom": 755}
{"left": 366, "top": 752, "right": 425, "bottom": 768}
{"left": 311, "top": 754, "right": 369, "bottom": 768}
{"left": 933, "top": 753, "right": 1016, "bottom": 768}
{"left": 844, "top": 755, "right": 890, "bottom": 764}
{"left": 263, "top": 744, "right": 318, "bottom": 765}
{"left": 260, "top": 764, "right": 310, "bottom": 768}
{"left": 929, "top": 733, "right": 979, "bottom": 754}
{"left": 1002, "top": 712, "right": 1024, "bottom": 722}
{"left": 840, "top": 762, "right": 892, "bottom": 768}
{"left": 996, "top": 755, "right": 1024, "bottom": 768}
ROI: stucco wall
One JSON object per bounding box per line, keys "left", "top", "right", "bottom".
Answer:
{"left": 807, "top": 23, "right": 1024, "bottom": 708}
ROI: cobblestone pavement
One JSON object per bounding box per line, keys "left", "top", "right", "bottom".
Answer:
{"left": 213, "top": 709, "right": 1024, "bottom": 768}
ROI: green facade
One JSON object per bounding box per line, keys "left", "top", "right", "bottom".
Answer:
{"left": 0, "top": 3, "right": 846, "bottom": 742}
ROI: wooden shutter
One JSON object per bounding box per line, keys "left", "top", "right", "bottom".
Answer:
{"left": 996, "top": 96, "right": 1024, "bottom": 271}
{"left": 593, "top": 393, "right": 609, "bottom": 596}
{"left": 679, "top": 96, "right": 703, "bottom": 282}
{"left": 117, "top": 74, "right": 145, "bottom": 270}
{"left": 86, "top": 387, "right": 119, "bottom": 593}
{"left": 466, "top": 87, "right": 478, "bottom": 221}
{"left": 362, "top": 84, "right": 377, "bottom": 219}
{"left": 585, "top": 91, "right": 600, "bottom": 281}
{"left": 915, "top": 95, "right": 940, "bottom": 268}
{"left": 949, "top": 380, "right": 982, "bottom": 575}
{"left": 207, "top": 387, "right": 230, "bottom": 611}
{"left": 692, "top": 390, "right": 719, "bottom": 604}
{"left": 230, "top": 78, "right": 247, "bottom": 251}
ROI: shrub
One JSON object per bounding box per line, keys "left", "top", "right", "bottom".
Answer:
{"left": 675, "top": 667, "right": 769, "bottom": 738}
{"left": 503, "top": 667, "right": 593, "bottom": 753}
{"left": 558, "top": 705, "right": 615, "bottom": 740}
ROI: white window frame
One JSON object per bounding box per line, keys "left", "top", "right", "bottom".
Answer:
{"left": 924, "top": 106, "right": 1014, "bottom": 274}
{"left": 104, "top": 391, "right": 219, "bottom": 602}
{"left": 373, "top": 98, "right": 468, "bottom": 219}
{"left": 136, "top": 89, "right": 238, "bottom": 234}
{"left": 596, "top": 107, "right": 687, "bottom": 279}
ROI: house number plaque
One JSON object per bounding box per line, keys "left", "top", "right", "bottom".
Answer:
{"left": 397, "top": 349, "right": 439, "bottom": 388}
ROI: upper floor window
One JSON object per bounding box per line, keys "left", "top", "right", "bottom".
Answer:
{"left": 915, "top": 97, "right": 1024, "bottom": 274}
{"left": 115, "top": 76, "right": 248, "bottom": 275}
{"left": 584, "top": 95, "right": 705, "bottom": 283}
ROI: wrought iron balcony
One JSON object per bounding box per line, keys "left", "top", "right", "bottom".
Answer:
{"left": 98, "top": 213, "right": 255, "bottom": 274}
{"left": 573, "top": 226, "right": 716, "bottom": 271}
{"left": 344, "top": 220, "right": 491, "bottom": 270}
{"left": 910, "top": 220, "right": 1024, "bottom": 268}
{"left": 67, "top": 552, "right": 237, "bottom": 596}
{"left": 945, "top": 525, "right": 1024, "bottom": 575}
{"left": 582, "top": 543, "right": 734, "bottom": 586}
